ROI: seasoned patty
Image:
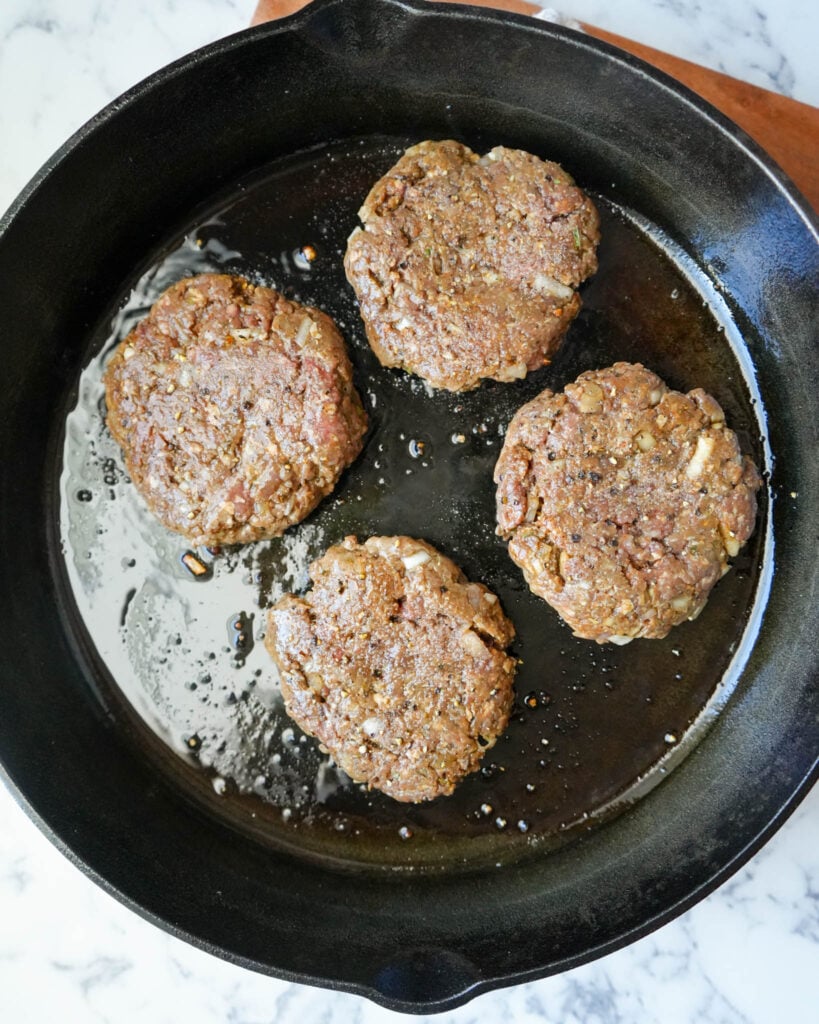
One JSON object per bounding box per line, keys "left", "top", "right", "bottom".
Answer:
{"left": 344, "top": 139, "right": 600, "bottom": 392}
{"left": 494, "top": 363, "right": 762, "bottom": 643}
{"left": 104, "top": 274, "right": 367, "bottom": 546}
{"left": 265, "top": 536, "right": 517, "bottom": 802}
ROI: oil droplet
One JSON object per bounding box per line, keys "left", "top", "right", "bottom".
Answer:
{"left": 102, "top": 457, "right": 119, "bottom": 486}
{"left": 494, "top": 816, "right": 508, "bottom": 830}
{"left": 227, "top": 611, "right": 255, "bottom": 659}
{"left": 408, "top": 439, "right": 426, "bottom": 459}
{"left": 664, "top": 732, "right": 678, "bottom": 744}
{"left": 398, "top": 826, "right": 413, "bottom": 840}
{"left": 212, "top": 776, "right": 227, "bottom": 795}
{"left": 480, "top": 802, "right": 493, "bottom": 816}
{"left": 293, "top": 243, "right": 318, "bottom": 271}
{"left": 517, "top": 820, "right": 529, "bottom": 833}
{"left": 76, "top": 489, "right": 93, "bottom": 502}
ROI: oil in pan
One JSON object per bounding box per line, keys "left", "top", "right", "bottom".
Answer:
{"left": 59, "top": 135, "right": 770, "bottom": 870}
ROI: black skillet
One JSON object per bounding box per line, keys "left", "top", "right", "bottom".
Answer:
{"left": 0, "top": 0, "right": 816, "bottom": 1013}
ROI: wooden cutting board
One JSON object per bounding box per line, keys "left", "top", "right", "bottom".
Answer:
{"left": 253, "top": 0, "right": 818, "bottom": 213}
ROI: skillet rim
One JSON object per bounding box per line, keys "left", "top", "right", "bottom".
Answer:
{"left": 2, "top": 0, "right": 817, "bottom": 238}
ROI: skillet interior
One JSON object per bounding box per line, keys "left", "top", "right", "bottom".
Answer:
{"left": 0, "top": 0, "right": 816, "bottom": 1011}
{"left": 60, "top": 134, "right": 770, "bottom": 870}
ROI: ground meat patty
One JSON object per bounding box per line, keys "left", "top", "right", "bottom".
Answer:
{"left": 104, "top": 274, "right": 367, "bottom": 546}
{"left": 344, "top": 139, "right": 600, "bottom": 392}
{"left": 495, "top": 363, "right": 761, "bottom": 643}
{"left": 265, "top": 536, "right": 517, "bottom": 802}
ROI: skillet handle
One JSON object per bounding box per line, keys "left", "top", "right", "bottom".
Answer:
{"left": 251, "top": 0, "right": 539, "bottom": 26}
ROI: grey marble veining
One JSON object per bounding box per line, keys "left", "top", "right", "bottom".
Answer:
{"left": 0, "top": 2, "right": 816, "bottom": 1022}
{"left": 552, "top": 0, "right": 818, "bottom": 103}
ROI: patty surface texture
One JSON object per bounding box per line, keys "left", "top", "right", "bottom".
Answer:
{"left": 104, "top": 274, "right": 367, "bottom": 546}
{"left": 344, "top": 139, "right": 600, "bottom": 391}
{"left": 494, "top": 362, "right": 761, "bottom": 643}
{"left": 266, "top": 536, "right": 517, "bottom": 802}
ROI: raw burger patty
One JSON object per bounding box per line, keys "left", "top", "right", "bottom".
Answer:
{"left": 104, "top": 273, "right": 367, "bottom": 546}
{"left": 344, "top": 139, "right": 600, "bottom": 392}
{"left": 265, "top": 536, "right": 517, "bottom": 803}
{"left": 494, "top": 362, "right": 762, "bottom": 643}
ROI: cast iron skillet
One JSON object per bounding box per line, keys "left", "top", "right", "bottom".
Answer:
{"left": 0, "top": 0, "right": 816, "bottom": 1012}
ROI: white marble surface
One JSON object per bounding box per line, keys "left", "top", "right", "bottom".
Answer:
{"left": 544, "top": 0, "right": 819, "bottom": 104}
{"left": 1, "top": 2, "right": 817, "bottom": 1022}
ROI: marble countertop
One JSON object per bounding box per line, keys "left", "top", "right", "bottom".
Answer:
{"left": 1, "top": 2, "right": 816, "bottom": 1022}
